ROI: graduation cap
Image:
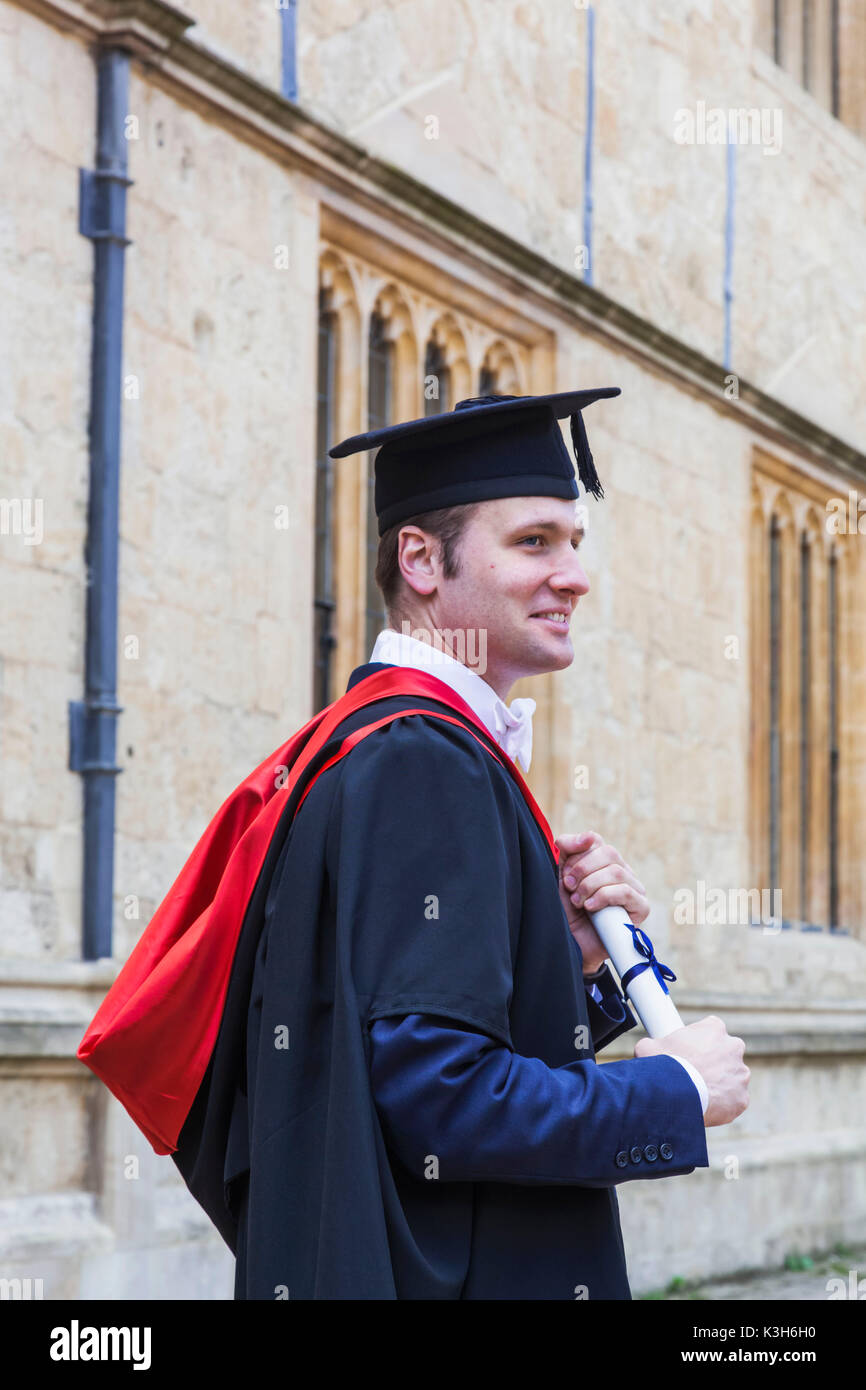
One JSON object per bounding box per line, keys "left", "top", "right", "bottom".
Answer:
{"left": 328, "top": 387, "right": 621, "bottom": 535}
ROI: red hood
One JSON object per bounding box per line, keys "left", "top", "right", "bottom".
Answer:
{"left": 77, "top": 666, "right": 558, "bottom": 1154}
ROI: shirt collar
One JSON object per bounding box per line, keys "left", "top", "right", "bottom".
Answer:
{"left": 368, "top": 627, "right": 536, "bottom": 772}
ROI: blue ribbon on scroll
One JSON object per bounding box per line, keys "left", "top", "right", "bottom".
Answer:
{"left": 619, "top": 922, "right": 677, "bottom": 998}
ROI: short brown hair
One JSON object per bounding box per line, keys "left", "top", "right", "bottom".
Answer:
{"left": 375, "top": 502, "right": 481, "bottom": 620}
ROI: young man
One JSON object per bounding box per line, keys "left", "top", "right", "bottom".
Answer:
{"left": 211, "top": 389, "right": 747, "bottom": 1299}
{"left": 81, "top": 390, "right": 748, "bottom": 1300}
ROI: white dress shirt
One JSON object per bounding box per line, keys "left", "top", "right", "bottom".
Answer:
{"left": 368, "top": 626, "right": 536, "bottom": 770}
{"left": 366, "top": 626, "right": 709, "bottom": 1115}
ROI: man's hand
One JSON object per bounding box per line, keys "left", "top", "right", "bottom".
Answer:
{"left": 555, "top": 830, "right": 649, "bottom": 976}
{"left": 634, "top": 1017, "right": 750, "bottom": 1127}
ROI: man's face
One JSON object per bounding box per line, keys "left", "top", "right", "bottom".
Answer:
{"left": 400, "top": 495, "right": 590, "bottom": 700}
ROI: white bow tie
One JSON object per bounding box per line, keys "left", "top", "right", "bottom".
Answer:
{"left": 491, "top": 697, "right": 536, "bottom": 771}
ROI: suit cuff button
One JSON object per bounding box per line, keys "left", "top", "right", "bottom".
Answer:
{"left": 615, "top": 1150, "right": 629, "bottom": 1168}
{"left": 660, "top": 1142, "right": 674, "bottom": 1160}
{"left": 643, "top": 1144, "right": 659, "bottom": 1161}
{"left": 629, "top": 1146, "right": 643, "bottom": 1163}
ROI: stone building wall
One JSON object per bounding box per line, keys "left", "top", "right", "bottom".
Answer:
{"left": 1, "top": 0, "right": 864, "bottom": 1299}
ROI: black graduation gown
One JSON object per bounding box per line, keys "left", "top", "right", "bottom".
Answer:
{"left": 173, "top": 663, "right": 709, "bottom": 1299}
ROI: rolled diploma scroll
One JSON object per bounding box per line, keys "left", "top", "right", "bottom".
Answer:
{"left": 589, "top": 904, "right": 684, "bottom": 1038}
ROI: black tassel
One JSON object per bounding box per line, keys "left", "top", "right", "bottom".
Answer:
{"left": 570, "top": 411, "right": 604, "bottom": 501}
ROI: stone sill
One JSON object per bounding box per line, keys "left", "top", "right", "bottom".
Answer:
{"left": 605, "top": 990, "right": 866, "bottom": 1059}
{"left": 706, "top": 1125, "right": 866, "bottom": 1171}
{"left": 0, "top": 959, "right": 120, "bottom": 988}
{"left": 0, "top": 1189, "right": 217, "bottom": 1263}
{"left": 0, "top": 958, "right": 120, "bottom": 1062}
{"left": 0, "top": 959, "right": 863, "bottom": 1059}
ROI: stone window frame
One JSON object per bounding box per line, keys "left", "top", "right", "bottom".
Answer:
{"left": 750, "top": 446, "right": 865, "bottom": 939}
{"left": 753, "top": 0, "right": 866, "bottom": 137}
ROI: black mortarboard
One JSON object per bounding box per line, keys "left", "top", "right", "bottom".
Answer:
{"left": 328, "top": 388, "right": 621, "bottom": 535}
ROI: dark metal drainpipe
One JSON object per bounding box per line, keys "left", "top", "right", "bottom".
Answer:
{"left": 68, "top": 45, "right": 133, "bottom": 961}
{"left": 582, "top": 5, "right": 595, "bottom": 286}
{"left": 723, "top": 138, "right": 736, "bottom": 371}
{"left": 280, "top": 0, "right": 298, "bottom": 101}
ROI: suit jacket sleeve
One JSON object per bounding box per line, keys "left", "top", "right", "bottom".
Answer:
{"left": 368, "top": 1013, "right": 709, "bottom": 1187}
{"left": 580, "top": 959, "right": 639, "bottom": 1052}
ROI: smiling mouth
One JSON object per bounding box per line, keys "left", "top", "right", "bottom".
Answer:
{"left": 530, "top": 612, "right": 571, "bottom": 631}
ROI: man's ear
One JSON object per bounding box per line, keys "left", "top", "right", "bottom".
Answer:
{"left": 397, "top": 528, "right": 439, "bottom": 600}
